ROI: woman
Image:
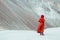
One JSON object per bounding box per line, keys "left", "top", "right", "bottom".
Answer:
{"left": 37, "top": 15, "right": 45, "bottom": 35}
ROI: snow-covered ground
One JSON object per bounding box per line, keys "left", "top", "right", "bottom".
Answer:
{"left": 0, "top": 27, "right": 60, "bottom": 40}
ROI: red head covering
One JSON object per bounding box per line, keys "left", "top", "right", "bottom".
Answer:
{"left": 41, "top": 15, "right": 44, "bottom": 18}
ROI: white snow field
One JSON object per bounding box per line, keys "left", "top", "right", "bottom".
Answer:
{"left": 0, "top": 27, "right": 60, "bottom": 40}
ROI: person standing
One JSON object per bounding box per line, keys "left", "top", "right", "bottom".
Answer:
{"left": 37, "top": 15, "right": 45, "bottom": 35}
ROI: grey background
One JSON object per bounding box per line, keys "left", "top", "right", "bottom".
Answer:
{"left": 0, "top": 0, "right": 60, "bottom": 30}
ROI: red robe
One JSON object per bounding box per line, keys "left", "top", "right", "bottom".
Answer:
{"left": 37, "top": 17, "right": 45, "bottom": 33}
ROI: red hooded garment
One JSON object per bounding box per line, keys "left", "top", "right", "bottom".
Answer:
{"left": 37, "top": 15, "right": 45, "bottom": 33}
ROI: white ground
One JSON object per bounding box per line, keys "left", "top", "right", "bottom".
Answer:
{"left": 0, "top": 27, "right": 60, "bottom": 40}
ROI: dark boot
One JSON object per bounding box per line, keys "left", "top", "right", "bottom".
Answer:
{"left": 40, "top": 32, "right": 44, "bottom": 35}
